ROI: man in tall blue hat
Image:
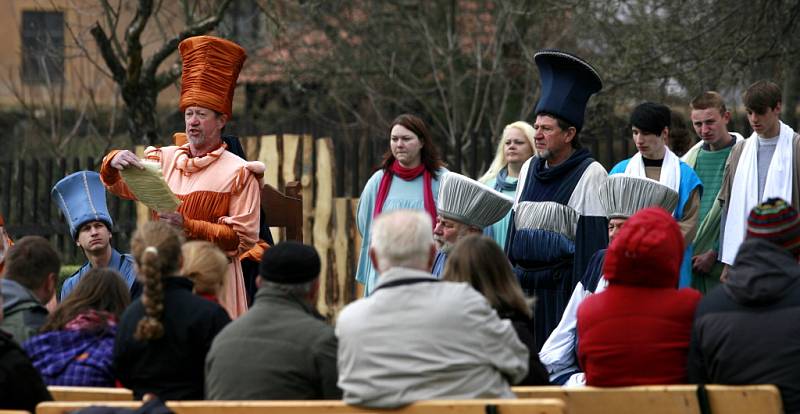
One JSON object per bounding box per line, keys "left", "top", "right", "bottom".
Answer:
{"left": 52, "top": 171, "right": 140, "bottom": 301}
{"left": 507, "top": 50, "right": 608, "bottom": 351}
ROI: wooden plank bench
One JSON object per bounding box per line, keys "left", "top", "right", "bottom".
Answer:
{"left": 37, "top": 399, "right": 565, "bottom": 414}
{"left": 511, "top": 385, "right": 783, "bottom": 414}
{"left": 47, "top": 386, "right": 133, "bottom": 402}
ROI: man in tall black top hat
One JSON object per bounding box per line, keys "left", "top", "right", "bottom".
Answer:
{"left": 507, "top": 50, "right": 608, "bottom": 351}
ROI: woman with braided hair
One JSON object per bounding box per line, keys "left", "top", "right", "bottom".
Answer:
{"left": 113, "top": 221, "right": 230, "bottom": 400}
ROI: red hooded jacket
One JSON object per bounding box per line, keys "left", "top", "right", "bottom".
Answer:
{"left": 577, "top": 207, "right": 701, "bottom": 386}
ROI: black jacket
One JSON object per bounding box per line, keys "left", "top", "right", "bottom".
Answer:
{"left": 688, "top": 238, "right": 800, "bottom": 413}
{"left": 0, "top": 329, "right": 52, "bottom": 412}
{"left": 499, "top": 308, "right": 551, "bottom": 385}
{"left": 113, "top": 277, "right": 231, "bottom": 400}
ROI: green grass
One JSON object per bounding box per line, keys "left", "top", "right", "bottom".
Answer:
{"left": 58, "top": 264, "right": 82, "bottom": 298}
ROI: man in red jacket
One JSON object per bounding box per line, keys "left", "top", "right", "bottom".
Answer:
{"left": 577, "top": 207, "right": 701, "bottom": 386}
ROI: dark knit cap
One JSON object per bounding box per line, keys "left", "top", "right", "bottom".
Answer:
{"left": 259, "top": 241, "right": 321, "bottom": 284}
{"left": 630, "top": 102, "right": 671, "bottom": 136}
{"left": 746, "top": 198, "right": 800, "bottom": 258}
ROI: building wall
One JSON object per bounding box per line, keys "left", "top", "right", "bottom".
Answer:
{"left": 0, "top": 0, "right": 186, "bottom": 109}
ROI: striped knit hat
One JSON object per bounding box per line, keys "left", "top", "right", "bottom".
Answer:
{"left": 746, "top": 198, "right": 800, "bottom": 257}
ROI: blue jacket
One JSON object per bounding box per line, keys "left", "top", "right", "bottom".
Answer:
{"left": 60, "top": 249, "right": 140, "bottom": 301}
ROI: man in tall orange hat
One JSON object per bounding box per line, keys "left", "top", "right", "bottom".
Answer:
{"left": 100, "top": 36, "right": 262, "bottom": 318}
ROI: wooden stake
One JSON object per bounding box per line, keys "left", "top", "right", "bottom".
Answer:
{"left": 301, "top": 134, "right": 314, "bottom": 245}
{"left": 313, "top": 138, "right": 334, "bottom": 318}
{"left": 259, "top": 135, "right": 280, "bottom": 242}
{"left": 282, "top": 134, "right": 300, "bottom": 185}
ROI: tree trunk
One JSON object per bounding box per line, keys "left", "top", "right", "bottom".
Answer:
{"left": 123, "top": 88, "right": 160, "bottom": 146}
{"left": 784, "top": 61, "right": 800, "bottom": 131}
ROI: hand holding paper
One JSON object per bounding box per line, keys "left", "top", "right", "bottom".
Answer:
{"left": 120, "top": 160, "right": 182, "bottom": 213}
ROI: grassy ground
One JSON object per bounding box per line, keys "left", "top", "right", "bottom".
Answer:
{"left": 58, "top": 264, "right": 82, "bottom": 298}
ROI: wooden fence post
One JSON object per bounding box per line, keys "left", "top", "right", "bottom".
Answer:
{"left": 259, "top": 135, "right": 280, "bottom": 242}
{"left": 282, "top": 134, "right": 300, "bottom": 185}
{"left": 313, "top": 137, "right": 334, "bottom": 318}
{"left": 301, "top": 134, "right": 315, "bottom": 245}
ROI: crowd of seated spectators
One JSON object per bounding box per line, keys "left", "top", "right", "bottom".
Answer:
{"left": 1, "top": 200, "right": 800, "bottom": 412}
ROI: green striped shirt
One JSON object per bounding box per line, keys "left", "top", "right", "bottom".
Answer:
{"left": 695, "top": 147, "right": 732, "bottom": 221}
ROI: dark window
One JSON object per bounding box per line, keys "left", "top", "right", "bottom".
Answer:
{"left": 21, "top": 10, "right": 64, "bottom": 84}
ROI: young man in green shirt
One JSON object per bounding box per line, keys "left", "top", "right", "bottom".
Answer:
{"left": 682, "top": 92, "right": 743, "bottom": 293}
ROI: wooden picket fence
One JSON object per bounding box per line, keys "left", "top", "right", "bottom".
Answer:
{"left": 238, "top": 134, "right": 360, "bottom": 319}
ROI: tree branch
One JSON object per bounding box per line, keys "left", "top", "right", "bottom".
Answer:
{"left": 155, "top": 64, "right": 181, "bottom": 91}
{"left": 90, "top": 23, "right": 126, "bottom": 83}
{"left": 143, "top": 0, "right": 234, "bottom": 81}
{"left": 125, "top": 0, "right": 154, "bottom": 85}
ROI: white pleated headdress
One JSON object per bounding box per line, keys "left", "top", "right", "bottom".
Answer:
{"left": 437, "top": 172, "right": 513, "bottom": 229}
{"left": 599, "top": 174, "right": 679, "bottom": 219}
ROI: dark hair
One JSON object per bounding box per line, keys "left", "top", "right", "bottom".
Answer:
{"left": 442, "top": 235, "right": 531, "bottom": 318}
{"left": 743, "top": 80, "right": 782, "bottom": 114}
{"left": 41, "top": 268, "right": 130, "bottom": 332}
{"left": 668, "top": 110, "right": 692, "bottom": 157}
{"left": 630, "top": 102, "right": 671, "bottom": 136}
{"left": 131, "top": 221, "right": 184, "bottom": 341}
{"left": 690, "top": 91, "right": 727, "bottom": 114}
{"left": 4, "top": 236, "right": 60, "bottom": 291}
{"left": 538, "top": 112, "right": 581, "bottom": 149}
{"left": 379, "top": 114, "right": 444, "bottom": 175}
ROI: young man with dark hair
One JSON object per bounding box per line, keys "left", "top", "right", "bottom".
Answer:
{"left": 719, "top": 80, "right": 800, "bottom": 277}
{"left": 682, "top": 92, "right": 744, "bottom": 292}
{"left": 610, "top": 102, "right": 703, "bottom": 288}
{"left": 52, "top": 171, "right": 139, "bottom": 301}
{"left": 0, "top": 236, "right": 59, "bottom": 343}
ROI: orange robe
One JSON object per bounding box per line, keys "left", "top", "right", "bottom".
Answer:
{"left": 100, "top": 143, "right": 260, "bottom": 318}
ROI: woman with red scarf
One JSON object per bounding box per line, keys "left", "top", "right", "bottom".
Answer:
{"left": 355, "top": 114, "right": 446, "bottom": 296}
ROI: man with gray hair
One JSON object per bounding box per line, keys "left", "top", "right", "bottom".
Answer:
{"left": 205, "top": 241, "right": 341, "bottom": 400}
{"left": 431, "top": 172, "right": 513, "bottom": 276}
{"left": 336, "top": 210, "right": 529, "bottom": 408}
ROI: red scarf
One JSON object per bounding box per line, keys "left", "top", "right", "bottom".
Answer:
{"left": 373, "top": 161, "right": 436, "bottom": 227}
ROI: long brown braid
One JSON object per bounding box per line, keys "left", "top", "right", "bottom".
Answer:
{"left": 130, "top": 221, "right": 184, "bottom": 341}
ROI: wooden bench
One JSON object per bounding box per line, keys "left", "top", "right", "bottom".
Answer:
{"left": 47, "top": 386, "right": 133, "bottom": 402}
{"left": 511, "top": 385, "right": 783, "bottom": 414}
{"left": 37, "top": 399, "right": 565, "bottom": 414}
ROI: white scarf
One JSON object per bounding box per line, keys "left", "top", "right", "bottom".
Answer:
{"left": 721, "top": 121, "right": 795, "bottom": 264}
{"left": 624, "top": 147, "right": 682, "bottom": 211}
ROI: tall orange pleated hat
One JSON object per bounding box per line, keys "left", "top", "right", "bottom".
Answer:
{"left": 179, "top": 35, "right": 247, "bottom": 117}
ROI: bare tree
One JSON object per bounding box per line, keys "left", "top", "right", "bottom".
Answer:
{"left": 250, "top": 0, "right": 568, "bottom": 176}
{"left": 249, "top": 0, "right": 800, "bottom": 175}
{"left": 87, "top": 0, "right": 234, "bottom": 145}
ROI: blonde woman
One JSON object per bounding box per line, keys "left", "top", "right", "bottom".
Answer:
{"left": 479, "top": 121, "right": 536, "bottom": 249}
{"left": 182, "top": 241, "right": 228, "bottom": 303}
